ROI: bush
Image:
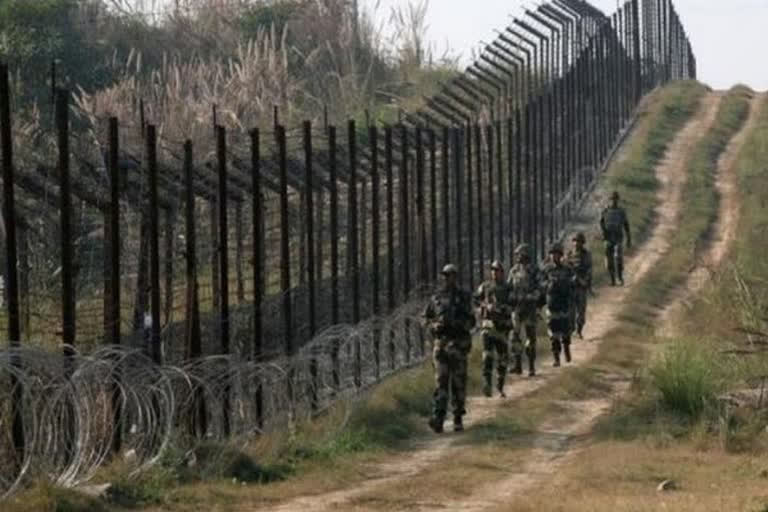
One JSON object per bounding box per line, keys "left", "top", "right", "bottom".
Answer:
{"left": 650, "top": 339, "right": 725, "bottom": 418}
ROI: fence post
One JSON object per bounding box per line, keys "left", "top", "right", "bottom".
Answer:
{"left": 398, "top": 124, "right": 411, "bottom": 363}
{"left": 329, "top": 126, "right": 341, "bottom": 387}
{"left": 277, "top": 125, "right": 292, "bottom": 357}
{"left": 347, "top": 120, "right": 361, "bottom": 387}
{"left": 465, "top": 126, "right": 475, "bottom": 289}
{"left": 441, "top": 126, "right": 450, "bottom": 267}
{"left": 486, "top": 124, "right": 495, "bottom": 262}
{"left": 215, "top": 125, "right": 231, "bottom": 435}
{"left": 303, "top": 120, "right": 318, "bottom": 411}
{"left": 474, "top": 124, "right": 483, "bottom": 281}
{"left": 415, "top": 127, "right": 426, "bottom": 357}
{"left": 385, "top": 127, "right": 396, "bottom": 370}
{"left": 235, "top": 202, "right": 245, "bottom": 303}
{"left": 106, "top": 117, "right": 122, "bottom": 453}
{"left": 56, "top": 89, "right": 76, "bottom": 356}
{"left": 1, "top": 62, "right": 24, "bottom": 462}
{"left": 416, "top": 127, "right": 428, "bottom": 289}
{"left": 183, "top": 139, "right": 205, "bottom": 436}
{"left": 370, "top": 125, "right": 381, "bottom": 379}
{"left": 146, "top": 125, "right": 162, "bottom": 366}
{"left": 495, "top": 120, "right": 504, "bottom": 263}
{"left": 428, "top": 128, "right": 438, "bottom": 284}
{"left": 453, "top": 127, "right": 463, "bottom": 279}
{"left": 249, "top": 129, "right": 263, "bottom": 430}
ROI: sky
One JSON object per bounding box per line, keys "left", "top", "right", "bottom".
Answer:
{"left": 362, "top": 0, "right": 768, "bottom": 91}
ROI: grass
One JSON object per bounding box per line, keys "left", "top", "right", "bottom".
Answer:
{"left": 3, "top": 81, "right": 735, "bottom": 511}
{"left": 498, "top": 86, "right": 768, "bottom": 512}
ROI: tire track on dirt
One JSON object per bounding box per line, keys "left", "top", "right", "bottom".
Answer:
{"left": 427, "top": 91, "right": 758, "bottom": 512}
{"left": 255, "top": 92, "right": 726, "bottom": 512}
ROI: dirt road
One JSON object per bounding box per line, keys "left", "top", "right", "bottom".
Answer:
{"left": 254, "top": 90, "right": 756, "bottom": 512}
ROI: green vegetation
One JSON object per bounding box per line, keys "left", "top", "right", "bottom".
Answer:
{"left": 604, "top": 81, "right": 708, "bottom": 262}
{"left": 595, "top": 85, "right": 755, "bottom": 438}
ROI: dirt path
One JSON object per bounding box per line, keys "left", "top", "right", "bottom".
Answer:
{"left": 657, "top": 92, "right": 763, "bottom": 336}
{"left": 257, "top": 92, "right": 727, "bottom": 512}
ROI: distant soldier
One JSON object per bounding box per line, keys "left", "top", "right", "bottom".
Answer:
{"left": 474, "top": 260, "right": 513, "bottom": 398}
{"left": 566, "top": 232, "right": 593, "bottom": 339}
{"left": 541, "top": 243, "right": 574, "bottom": 367}
{"left": 600, "top": 191, "right": 632, "bottom": 285}
{"left": 423, "top": 264, "right": 475, "bottom": 433}
{"left": 507, "top": 244, "right": 542, "bottom": 377}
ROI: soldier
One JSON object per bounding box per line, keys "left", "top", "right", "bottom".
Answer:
{"left": 541, "top": 243, "right": 574, "bottom": 367}
{"left": 423, "top": 264, "right": 475, "bottom": 433}
{"left": 474, "top": 260, "right": 513, "bottom": 398}
{"left": 600, "top": 191, "right": 632, "bottom": 286}
{"left": 566, "top": 232, "right": 593, "bottom": 339}
{"left": 507, "top": 244, "right": 542, "bottom": 377}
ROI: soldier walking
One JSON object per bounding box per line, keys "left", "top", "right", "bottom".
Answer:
{"left": 566, "top": 232, "right": 593, "bottom": 339}
{"left": 423, "top": 264, "right": 475, "bottom": 433}
{"left": 600, "top": 191, "right": 632, "bottom": 285}
{"left": 507, "top": 244, "right": 542, "bottom": 377}
{"left": 474, "top": 260, "right": 513, "bottom": 398}
{"left": 541, "top": 243, "right": 574, "bottom": 367}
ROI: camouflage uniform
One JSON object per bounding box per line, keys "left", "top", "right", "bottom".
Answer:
{"left": 474, "top": 261, "right": 513, "bottom": 397}
{"left": 600, "top": 192, "right": 631, "bottom": 286}
{"left": 423, "top": 264, "right": 475, "bottom": 433}
{"left": 566, "top": 234, "right": 593, "bottom": 339}
{"left": 541, "top": 244, "right": 574, "bottom": 366}
{"left": 507, "top": 244, "right": 542, "bottom": 377}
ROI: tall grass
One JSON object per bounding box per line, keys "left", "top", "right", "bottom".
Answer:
{"left": 650, "top": 339, "right": 726, "bottom": 417}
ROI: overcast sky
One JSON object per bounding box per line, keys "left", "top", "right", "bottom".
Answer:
{"left": 363, "top": 0, "right": 768, "bottom": 91}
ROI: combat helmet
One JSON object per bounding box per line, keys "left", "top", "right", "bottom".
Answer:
{"left": 610, "top": 191, "right": 620, "bottom": 201}
{"left": 490, "top": 260, "right": 504, "bottom": 271}
{"left": 572, "top": 232, "right": 586, "bottom": 243}
{"left": 441, "top": 263, "right": 458, "bottom": 275}
{"left": 514, "top": 243, "right": 531, "bottom": 256}
{"left": 549, "top": 242, "right": 564, "bottom": 255}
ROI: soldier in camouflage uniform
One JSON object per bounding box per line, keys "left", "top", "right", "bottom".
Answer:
{"left": 600, "top": 191, "right": 632, "bottom": 286}
{"left": 566, "top": 232, "right": 593, "bottom": 339}
{"left": 507, "top": 244, "right": 542, "bottom": 377}
{"left": 423, "top": 264, "right": 475, "bottom": 433}
{"left": 474, "top": 260, "right": 513, "bottom": 398}
{"left": 541, "top": 243, "right": 574, "bottom": 367}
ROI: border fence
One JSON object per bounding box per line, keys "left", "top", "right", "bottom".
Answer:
{"left": 0, "top": 0, "right": 694, "bottom": 497}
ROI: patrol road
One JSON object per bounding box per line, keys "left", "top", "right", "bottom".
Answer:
{"left": 247, "top": 89, "right": 745, "bottom": 512}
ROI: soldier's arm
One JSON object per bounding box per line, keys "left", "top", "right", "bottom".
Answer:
{"left": 599, "top": 209, "right": 607, "bottom": 236}
{"left": 473, "top": 284, "right": 485, "bottom": 307}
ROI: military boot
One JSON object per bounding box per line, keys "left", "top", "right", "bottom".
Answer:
{"left": 528, "top": 354, "right": 536, "bottom": 377}
{"left": 576, "top": 324, "right": 584, "bottom": 339}
{"left": 453, "top": 415, "right": 464, "bottom": 432}
{"left": 617, "top": 264, "right": 625, "bottom": 286}
{"left": 513, "top": 355, "right": 523, "bottom": 375}
{"left": 482, "top": 379, "right": 492, "bottom": 398}
{"left": 496, "top": 377, "right": 506, "bottom": 398}
{"left": 552, "top": 339, "right": 562, "bottom": 367}
{"left": 428, "top": 416, "right": 444, "bottom": 434}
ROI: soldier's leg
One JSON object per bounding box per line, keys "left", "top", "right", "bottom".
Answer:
{"left": 605, "top": 241, "right": 616, "bottom": 285}
{"left": 616, "top": 243, "right": 625, "bottom": 285}
{"left": 481, "top": 330, "right": 495, "bottom": 397}
{"left": 575, "top": 289, "right": 587, "bottom": 337}
{"left": 549, "top": 319, "right": 562, "bottom": 368}
{"left": 524, "top": 322, "right": 537, "bottom": 377}
{"left": 450, "top": 351, "right": 469, "bottom": 431}
{"left": 563, "top": 332, "right": 572, "bottom": 363}
{"left": 510, "top": 314, "right": 524, "bottom": 375}
{"left": 495, "top": 333, "right": 509, "bottom": 395}
{"left": 429, "top": 342, "right": 449, "bottom": 433}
